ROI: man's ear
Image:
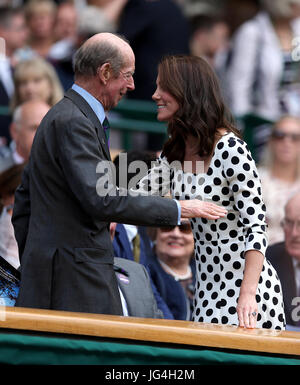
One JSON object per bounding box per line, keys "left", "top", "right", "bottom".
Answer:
{"left": 9, "top": 122, "right": 18, "bottom": 142}
{"left": 98, "top": 63, "right": 112, "bottom": 84}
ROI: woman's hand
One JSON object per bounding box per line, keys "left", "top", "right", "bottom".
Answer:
{"left": 236, "top": 291, "right": 258, "bottom": 329}
{"left": 236, "top": 250, "right": 264, "bottom": 329}
{"left": 179, "top": 200, "right": 227, "bottom": 220}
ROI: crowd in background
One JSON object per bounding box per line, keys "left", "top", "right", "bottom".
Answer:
{"left": 0, "top": 0, "right": 300, "bottom": 328}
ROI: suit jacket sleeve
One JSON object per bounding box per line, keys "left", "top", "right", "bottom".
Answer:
{"left": 56, "top": 115, "right": 178, "bottom": 226}
{"left": 12, "top": 164, "right": 31, "bottom": 260}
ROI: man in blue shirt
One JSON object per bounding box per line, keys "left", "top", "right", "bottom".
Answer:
{"left": 12, "top": 32, "right": 226, "bottom": 315}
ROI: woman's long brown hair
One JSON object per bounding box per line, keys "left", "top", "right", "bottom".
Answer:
{"left": 159, "top": 55, "right": 240, "bottom": 164}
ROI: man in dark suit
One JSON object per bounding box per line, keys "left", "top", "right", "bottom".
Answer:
{"left": 266, "top": 191, "right": 300, "bottom": 327}
{"left": 114, "top": 257, "right": 163, "bottom": 318}
{"left": 12, "top": 32, "right": 226, "bottom": 316}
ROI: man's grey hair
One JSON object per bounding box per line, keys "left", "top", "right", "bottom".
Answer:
{"left": 73, "top": 34, "right": 129, "bottom": 79}
{"left": 284, "top": 190, "right": 300, "bottom": 212}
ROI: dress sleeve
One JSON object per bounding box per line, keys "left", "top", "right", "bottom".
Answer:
{"left": 221, "top": 136, "right": 268, "bottom": 256}
{"left": 130, "top": 156, "right": 173, "bottom": 197}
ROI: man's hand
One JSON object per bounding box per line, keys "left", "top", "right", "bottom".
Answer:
{"left": 179, "top": 200, "right": 227, "bottom": 220}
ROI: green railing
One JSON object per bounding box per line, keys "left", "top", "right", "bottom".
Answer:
{"left": 110, "top": 98, "right": 167, "bottom": 150}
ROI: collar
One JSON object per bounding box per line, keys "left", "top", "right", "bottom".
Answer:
{"left": 71, "top": 84, "right": 106, "bottom": 125}
{"left": 292, "top": 257, "right": 300, "bottom": 269}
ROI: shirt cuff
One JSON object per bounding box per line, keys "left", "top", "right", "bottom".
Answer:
{"left": 173, "top": 199, "right": 181, "bottom": 225}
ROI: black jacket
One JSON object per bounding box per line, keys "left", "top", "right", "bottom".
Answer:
{"left": 266, "top": 242, "right": 298, "bottom": 326}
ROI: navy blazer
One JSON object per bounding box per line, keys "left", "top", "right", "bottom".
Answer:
{"left": 146, "top": 254, "right": 196, "bottom": 321}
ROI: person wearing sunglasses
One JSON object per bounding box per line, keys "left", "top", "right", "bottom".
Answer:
{"left": 145, "top": 221, "right": 196, "bottom": 321}
{"left": 258, "top": 115, "right": 300, "bottom": 245}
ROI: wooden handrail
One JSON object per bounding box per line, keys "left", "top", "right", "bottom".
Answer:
{"left": 0, "top": 307, "right": 299, "bottom": 356}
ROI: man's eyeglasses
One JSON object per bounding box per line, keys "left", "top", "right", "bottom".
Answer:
{"left": 120, "top": 70, "right": 134, "bottom": 82}
{"left": 159, "top": 222, "right": 192, "bottom": 234}
{"left": 271, "top": 130, "right": 300, "bottom": 142}
{"left": 281, "top": 218, "right": 300, "bottom": 232}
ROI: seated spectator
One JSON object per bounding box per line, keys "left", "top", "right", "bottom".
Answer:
{"left": 266, "top": 191, "right": 300, "bottom": 329}
{"left": 22, "top": 0, "right": 57, "bottom": 59}
{"left": 112, "top": 150, "right": 174, "bottom": 319}
{"left": 146, "top": 221, "right": 196, "bottom": 321}
{"left": 48, "top": 3, "right": 116, "bottom": 90}
{"left": 226, "top": 0, "right": 300, "bottom": 122}
{"left": 53, "top": 1, "right": 78, "bottom": 43}
{"left": 258, "top": 115, "right": 300, "bottom": 245}
{"left": 10, "top": 57, "right": 63, "bottom": 111}
{"left": 1, "top": 100, "right": 50, "bottom": 172}
{"left": 109, "top": 222, "right": 163, "bottom": 319}
{"left": 189, "top": 14, "right": 230, "bottom": 70}
{"left": 0, "top": 6, "right": 28, "bottom": 146}
{"left": 113, "top": 149, "right": 157, "bottom": 263}
{"left": 0, "top": 163, "right": 25, "bottom": 270}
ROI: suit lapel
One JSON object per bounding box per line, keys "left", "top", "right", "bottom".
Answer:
{"left": 64, "top": 89, "right": 111, "bottom": 161}
{"left": 114, "top": 268, "right": 133, "bottom": 316}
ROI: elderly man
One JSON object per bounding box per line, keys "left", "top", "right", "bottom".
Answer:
{"left": 266, "top": 191, "right": 300, "bottom": 328}
{"left": 12, "top": 33, "right": 226, "bottom": 315}
{"left": 0, "top": 100, "right": 50, "bottom": 172}
{"left": 12, "top": 100, "right": 51, "bottom": 162}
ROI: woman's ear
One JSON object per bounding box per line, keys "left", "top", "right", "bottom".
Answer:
{"left": 98, "top": 63, "right": 112, "bottom": 85}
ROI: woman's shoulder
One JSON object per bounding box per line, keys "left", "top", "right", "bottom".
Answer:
{"left": 216, "top": 131, "right": 246, "bottom": 150}
{"left": 215, "top": 132, "right": 255, "bottom": 162}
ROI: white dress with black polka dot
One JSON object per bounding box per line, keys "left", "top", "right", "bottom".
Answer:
{"left": 135, "top": 132, "right": 285, "bottom": 330}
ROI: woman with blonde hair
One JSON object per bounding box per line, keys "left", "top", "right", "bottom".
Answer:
{"left": 24, "top": 0, "right": 57, "bottom": 58}
{"left": 258, "top": 115, "right": 300, "bottom": 245}
{"left": 11, "top": 57, "right": 64, "bottom": 110}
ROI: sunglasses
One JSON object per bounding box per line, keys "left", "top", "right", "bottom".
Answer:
{"left": 160, "top": 222, "right": 192, "bottom": 234}
{"left": 271, "top": 130, "right": 300, "bottom": 142}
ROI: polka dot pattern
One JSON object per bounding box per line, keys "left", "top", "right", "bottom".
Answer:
{"left": 135, "top": 133, "right": 285, "bottom": 330}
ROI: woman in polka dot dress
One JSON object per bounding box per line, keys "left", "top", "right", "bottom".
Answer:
{"left": 135, "top": 55, "right": 285, "bottom": 329}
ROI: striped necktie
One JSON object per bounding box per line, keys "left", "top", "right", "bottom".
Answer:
{"left": 102, "top": 117, "right": 110, "bottom": 147}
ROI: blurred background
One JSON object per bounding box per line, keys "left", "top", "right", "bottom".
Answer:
{"left": 0, "top": 0, "right": 300, "bottom": 248}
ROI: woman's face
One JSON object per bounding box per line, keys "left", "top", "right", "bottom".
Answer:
{"left": 152, "top": 75, "right": 179, "bottom": 122}
{"left": 18, "top": 73, "right": 52, "bottom": 103}
{"left": 155, "top": 221, "right": 194, "bottom": 262}
{"left": 270, "top": 117, "right": 300, "bottom": 165}
{"left": 28, "top": 10, "right": 55, "bottom": 39}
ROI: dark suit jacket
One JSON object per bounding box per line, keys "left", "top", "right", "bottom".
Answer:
{"left": 266, "top": 242, "right": 298, "bottom": 326}
{"left": 114, "top": 257, "right": 163, "bottom": 318}
{"left": 12, "top": 88, "right": 178, "bottom": 315}
{"left": 113, "top": 223, "right": 149, "bottom": 264}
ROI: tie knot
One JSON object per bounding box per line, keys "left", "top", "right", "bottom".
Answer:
{"left": 102, "top": 117, "right": 110, "bottom": 131}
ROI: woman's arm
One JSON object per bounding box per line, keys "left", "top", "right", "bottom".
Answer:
{"left": 237, "top": 249, "right": 264, "bottom": 328}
